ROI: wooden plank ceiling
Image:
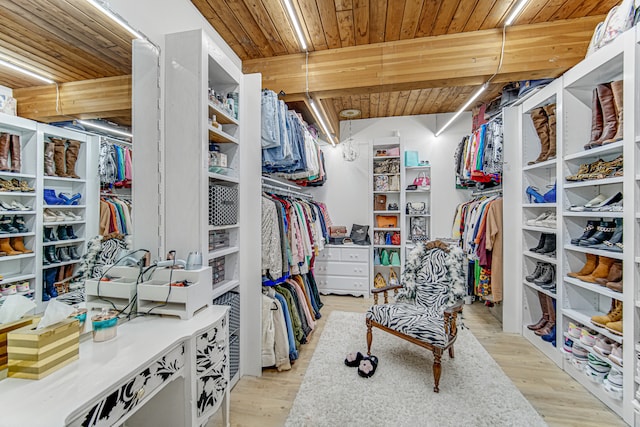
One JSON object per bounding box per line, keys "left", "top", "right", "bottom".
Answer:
{"left": 0, "top": 0, "right": 134, "bottom": 125}
{"left": 193, "top": 0, "right": 617, "bottom": 134}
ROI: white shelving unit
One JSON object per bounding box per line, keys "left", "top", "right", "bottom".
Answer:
{"left": 164, "top": 29, "right": 261, "bottom": 391}
{"left": 0, "top": 116, "right": 98, "bottom": 312}
{"left": 370, "top": 137, "right": 403, "bottom": 292}
{"left": 506, "top": 29, "right": 638, "bottom": 424}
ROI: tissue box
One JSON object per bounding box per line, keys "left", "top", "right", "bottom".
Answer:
{"left": 0, "top": 317, "right": 38, "bottom": 372}
{"left": 8, "top": 318, "right": 80, "bottom": 380}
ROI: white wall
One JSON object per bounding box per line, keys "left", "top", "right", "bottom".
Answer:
{"left": 0, "top": 85, "right": 12, "bottom": 97}
{"left": 309, "top": 113, "right": 472, "bottom": 238}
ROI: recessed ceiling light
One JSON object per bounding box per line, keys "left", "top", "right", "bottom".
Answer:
{"left": 339, "top": 109, "right": 362, "bottom": 119}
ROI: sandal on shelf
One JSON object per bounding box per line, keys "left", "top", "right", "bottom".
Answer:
{"left": 358, "top": 355, "right": 379, "bottom": 378}
{"left": 344, "top": 351, "right": 364, "bottom": 367}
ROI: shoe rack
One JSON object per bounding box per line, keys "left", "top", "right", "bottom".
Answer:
{"left": 370, "top": 137, "right": 404, "bottom": 292}
{"left": 506, "top": 30, "right": 639, "bottom": 424}
{"left": 560, "top": 31, "right": 632, "bottom": 421}
{"left": 518, "top": 79, "right": 564, "bottom": 368}
{"left": 164, "top": 29, "right": 262, "bottom": 389}
{"left": 0, "top": 116, "right": 99, "bottom": 312}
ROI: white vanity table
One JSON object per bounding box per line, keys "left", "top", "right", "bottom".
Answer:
{"left": 0, "top": 306, "right": 229, "bottom": 427}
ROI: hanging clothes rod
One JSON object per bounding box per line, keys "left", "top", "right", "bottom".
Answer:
{"left": 101, "top": 191, "right": 132, "bottom": 199}
{"left": 262, "top": 183, "right": 313, "bottom": 199}
{"left": 100, "top": 135, "right": 132, "bottom": 147}
{"left": 471, "top": 187, "right": 503, "bottom": 197}
{"left": 261, "top": 176, "right": 304, "bottom": 191}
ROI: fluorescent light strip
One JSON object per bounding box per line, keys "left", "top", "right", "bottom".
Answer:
{"left": 84, "top": 0, "right": 144, "bottom": 39}
{"left": 0, "top": 59, "right": 54, "bottom": 84}
{"left": 435, "top": 84, "right": 487, "bottom": 137}
{"left": 309, "top": 99, "right": 336, "bottom": 147}
{"left": 78, "top": 120, "right": 132, "bottom": 138}
{"left": 282, "top": 0, "right": 307, "bottom": 51}
{"left": 505, "top": 0, "right": 530, "bottom": 26}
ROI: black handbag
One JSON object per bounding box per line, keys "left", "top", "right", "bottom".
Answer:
{"left": 350, "top": 224, "right": 370, "bottom": 245}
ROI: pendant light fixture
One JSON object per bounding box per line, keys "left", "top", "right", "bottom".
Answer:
{"left": 282, "top": 0, "right": 308, "bottom": 51}
{"left": 435, "top": 0, "right": 529, "bottom": 137}
{"left": 0, "top": 58, "right": 54, "bottom": 85}
{"left": 84, "top": 0, "right": 145, "bottom": 40}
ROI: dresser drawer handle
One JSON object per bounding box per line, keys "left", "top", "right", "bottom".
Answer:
{"left": 136, "top": 388, "right": 145, "bottom": 400}
{"left": 218, "top": 344, "right": 224, "bottom": 350}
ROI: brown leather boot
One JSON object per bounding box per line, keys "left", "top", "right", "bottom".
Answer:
{"left": 592, "top": 300, "right": 622, "bottom": 328}
{"left": 568, "top": 253, "right": 598, "bottom": 278}
{"left": 527, "top": 108, "right": 549, "bottom": 165}
{"left": 535, "top": 294, "right": 555, "bottom": 336}
{"left": 584, "top": 88, "right": 603, "bottom": 149}
{"left": 9, "top": 134, "right": 20, "bottom": 173}
{"left": 0, "top": 237, "right": 21, "bottom": 255}
{"left": 527, "top": 291, "right": 549, "bottom": 330}
{"left": 65, "top": 140, "right": 81, "bottom": 179}
{"left": 0, "top": 133, "right": 10, "bottom": 171}
{"left": 52, "top": 138, "right": 68, "bottom": 177}
{"left": 596, "top": 261, "right": 622, "bottom": 286}
{"left": 606, "top": 279, "right": 622, "bottom": 293}
{"left": 603, "top": 80, "right": 623, "bottom": 144}
{"left": 578, "top": 256, "right": 615, "bottom": 283}
{"left": 10, "top": 236, "right": 32, "bottom": 254}
{"left": 44, "top": 140, "right": 55, "bottom": 176}
{"left": 592, "top": 83, "right": 617, "bottom": 147}
{"left": 543, "top": 103, "right": 556, "bottom": 160}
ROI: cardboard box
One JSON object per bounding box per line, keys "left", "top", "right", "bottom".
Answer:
{"left": 0, "top": 317, "right": 39, "bottom": 371}
{"left": 8, "top": 318, "right": 80, "bottom": 379}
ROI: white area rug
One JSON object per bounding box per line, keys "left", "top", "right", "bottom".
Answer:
{"left": 286, "top": 311, "right": 547, "bottom": 427}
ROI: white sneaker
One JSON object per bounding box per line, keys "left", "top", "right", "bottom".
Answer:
{"left": 10, "top": 200, "right": 30, "bottom": 211}
{"left": 537, "top": 212, "right": 556, "bottom": 227}
{"left": 43, "top": 209, "right": 65, "bottom": 222}
{"left": 527, "top": 212, "right": 550, "bottom": 226}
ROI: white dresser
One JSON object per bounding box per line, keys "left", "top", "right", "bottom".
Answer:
{"left": 315, "top": 245, "right": 370, "bottom": 297}
{"left": 0, "top": 306, "right": 229, "bottom": 427}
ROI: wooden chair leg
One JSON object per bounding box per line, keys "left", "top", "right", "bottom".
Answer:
{"left": 432, "top": 349, "right": 442, "bottom": 393}
{"left": 366, "top": 319, "right": 373, "bottom": 356}
{"left": 448, "top": 346, "right": 455, "bottom": 359}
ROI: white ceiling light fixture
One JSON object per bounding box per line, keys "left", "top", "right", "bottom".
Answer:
{"left": 0, "top": 58, "right": 55, "bottom": 84}
{"left": 309, "top": 98, "right": 336, "bottom": 147}
{"left": 282, "top": 0, "right": 308, "bottom": 51}
{"left": 435, "top": 84, "right": 487, "bottom": 137}
{"left": 84, "top": 0, "right": 144, "bottom": 39}
{"left": 78, "top": 120, "right": 133, "bottom": 138}
{"left": 505, "top": 0, "right": 530, "bottom": 26}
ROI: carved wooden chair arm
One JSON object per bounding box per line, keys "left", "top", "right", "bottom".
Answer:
{"left": 443, "top": 300, "right": 464, "bottom": 337}
{"left": 371, "top": 285, "right": 402, "bottom": 305}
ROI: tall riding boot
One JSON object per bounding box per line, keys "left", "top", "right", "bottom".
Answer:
{"left": 591, "top": 83, "right": 617, "bottom": 147}
{"left": 44, "top": 140, "right": 55, "bottom": 176}
{"left": 543, "top": 104, "right": 556, "bottom": 160}
{"left": 585, "top": 88, "right": 603, "bottom": 149}
{"left": 528, "top": 291, "right": 548, "bottom": 330}
{"left": 527, "top": 108, "right": 549, "bottom": 165}
{"left": 9, "top": 134, "right": 20, "bottom": 173}
{"left": 65, "top": 140, "right": 81, "bottom": 179}
{"left": 45, "top": 268, "right": 58, "bottom": 298}
{"left": 603, "top": 80, "right": 623, "bottom": 144}
{"left": 536, "top": 295, "right": 555, "bottom": 336}
{"left": 52, "top": 138, "right": 68, "bottom": 177}
{"left": 0, "top": 133, "right": 10, "bottom": 171}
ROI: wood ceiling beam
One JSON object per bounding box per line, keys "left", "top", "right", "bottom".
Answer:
{"left": 12, "top": 75, "right": 131, "bottom": 124}
{"left": 243, "top": 16, "right": 602, "bottom": 99}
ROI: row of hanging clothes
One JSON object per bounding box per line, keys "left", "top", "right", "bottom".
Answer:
{"left": 454, "top": 116, "right": 503, "bottom": 189}
{"left": 99, "top": 136, "right": 132, "bottom": 190}
{"left": 99, "top": 195, "right": 133, "bottom": 236}
{"left": 260, "top": 186, "right": 333, "bottom": 370}
{"left": 261, "top": 274, "right": 323, "bottom": 371}
{"left": 261, "top": 89, "right": 327, "bottom": 186}
{"left": 261, "top": 191, "right": 332, "bottom": 280}
{"left": 451, "top": 194, "right": 503, "bottom": 303}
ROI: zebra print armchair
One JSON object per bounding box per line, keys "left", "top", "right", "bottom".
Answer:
{"left": 365, "top": 240, "right": 466, "bottom": 392}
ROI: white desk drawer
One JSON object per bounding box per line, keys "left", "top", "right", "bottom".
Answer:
{"left": 196, "top": 316, "right": 227, "bottom": 374}
{"left": 196, "top": 360, "right": 228, "bottom": 417}
{"left": 340, "top": 247, "right": 369, "bottom": 262}
{"left": 68, "top": 343, "right": 185, "bottom": 427}
{"left": 316, "top": 247, "right": 341, "bottom": 261}
{"left": 315, "top": 275, "right": 369, "bottom": 292}
{"left": 315, "top": 261, "right": 367, "bottom": 277}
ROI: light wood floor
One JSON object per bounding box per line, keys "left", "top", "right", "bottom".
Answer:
{"left": 211, "top": 295, "right": 626, "bottom": 427}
